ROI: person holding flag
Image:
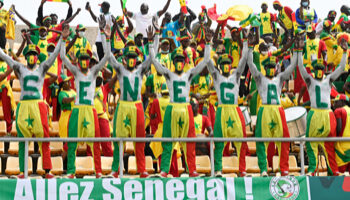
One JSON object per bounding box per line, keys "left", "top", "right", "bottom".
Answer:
{"left": 207, "top": 29, "right": 249, "bottom": 177}
{"left": 59, "top": 19, "right": 111, "bottom": 179}
{"left": 0, "top": 35, "right": 62, "bottom": 179}
{"left": 150, "top": 28, "right": 212, "bottom": 178}
{"left": 247, "top": 29, "right": 299, "bottom": 177}
{"left": 298, "top": 37, "right": 348, "bottom": 176}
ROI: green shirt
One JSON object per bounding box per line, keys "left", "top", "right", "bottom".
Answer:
{"left": 58, "top": 89, "right": 76, "bottom": 111}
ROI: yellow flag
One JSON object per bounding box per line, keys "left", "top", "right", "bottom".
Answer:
{"left": 5, "top": 7, "right": 15, "bottom": 40}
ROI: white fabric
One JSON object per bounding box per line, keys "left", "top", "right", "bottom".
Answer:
{"left": 132, "top": 12, "right": 158, "bottom": 37}
{"left": 96, "top": 13, "right": 113, "bottom": 42}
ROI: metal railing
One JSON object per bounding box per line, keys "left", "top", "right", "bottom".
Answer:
{"left": 2, "top": 136, "right": 350, "bottom": 178}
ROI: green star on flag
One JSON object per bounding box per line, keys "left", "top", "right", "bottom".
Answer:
{"left": 200, "top": 83, "right": 207, "bottom": 89}
{"left": 75, "top": 43, "right": 81, "bottom": 49}
{"left": 25, "top": 115, "right": 34, "bottom": 127}
{"left": 226, "top": 117, "right": 235, "bottom": 128}
{"left": 178, "top": 118, "right": 184, "bottom": 129}
{"left": 0, "top": 66, "right": 6, "bottom": 73}
{"left": 195, "top": 122, "right": 199, "bottom": 130}
{"left": 318, "top": 126, "right": 324, "bottom": 134}
{"left": 231, "top": 45, "right": 239, "bottom": 51}
{"left": 82, "top": 118, "right": 90, "bottom": 128}
{"left": 280, "top": 14, "right": 285, "bottom": 20}
{"left": 269, "top": 120, "right": 277, "bottom": 130}
{"left": 39, "top": 42, "right": 46, "bottom": 49}
{"left": 309, "top": 44, "right": 317, "bottom": 51}
{"left": 263, "top": 16, "right": 269, "bottom": 22}
{"left": 123, "top": 116, "right": 131, "bottom": 127}
{"left": 156, "top": 82, "right": 162, "bottom": 90}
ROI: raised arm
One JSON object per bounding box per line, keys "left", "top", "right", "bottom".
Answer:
{"left": 42, "top": 38, "right": 62, "bottom": 73}
{"left": 16, "top": 32, "right": 27, "bottom": 57}
{"left": 0, "top": 48, "right": 21, "bottom": 71}
{"left": 247, "top": 48, "right": 262, "bottom": 80}
{"left": 235, "top": 31, "right": 249, "bottom": 76}
{"left": 329, "top": 52, "right": 347, "bottom": 82}
{"left": 85, "top": 2, "right": 97, "bottom": 22}
{"left": 92, "top": 28, "right": 111, "bottom": 76}
{"left": 279, "top": 51, "right": 298, "bottom": 81}
{"left": 157, "top": 0, "right": 171, "bottom": 18}
{"left": 12, "top": 5, "right": 32, "bottom": 27}
{"left": 60, "top": 28, "right": 79, "bottom": 75}
{"left": 66, "top": 0, "right": 73, "bottom": 20}
{"left": 65, "top": 8, "right": 81, "bottom": 24}
{"left": 207, "top": 60, "right": 218, "bottom": 77}
{"left": 37, "top": 0, "right": 45, "bottom": 26}
{"left": 120, "top": 0, "right": 133, "bottom": 18}
{"left": 297, "top": 51, "right": 311, "bottom": 80}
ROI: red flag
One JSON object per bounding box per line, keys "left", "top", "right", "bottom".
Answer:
{"left": 208, "top": 4, "right": 219, "bottom": 21}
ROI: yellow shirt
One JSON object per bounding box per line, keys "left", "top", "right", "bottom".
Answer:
{"left": 0, "top": 9, "right": 8, "bottom": 28}
{"left": 260, "top": 12, "right": 274, "bottom": 35}
{"left": 72, "top": 37, "right": 92, "bottom": 57}
{"left": 0, "top": 61, "right": 9, "bottom": 87}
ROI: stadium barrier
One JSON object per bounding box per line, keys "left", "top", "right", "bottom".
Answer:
{"left": 1, "top": 136, "right": 350, "bottom": 178}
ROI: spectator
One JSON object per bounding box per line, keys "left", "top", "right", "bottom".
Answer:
{"left": 295, "top": 0, "right": 318, "bottom": 29}
{"left": 173, "top": 6, "right": 196, "bottom": 32}
{"left": 123, "top": 0, "right": 171, "bottom": 45}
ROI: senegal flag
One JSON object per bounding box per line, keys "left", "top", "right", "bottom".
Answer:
{"left": 68, "top": 106, "right": 99, "bottom": 139}
{"left": 5, "top": 6, "right": 15, "bottom": 40}
{"left": 47, "top": 0, "right": 69, "bottom": 2}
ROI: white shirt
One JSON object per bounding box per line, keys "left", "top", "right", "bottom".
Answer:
{"left": 132, "top": 12, "right": 158, "bottom": 37}
{"left": 96, "top": 13, "right": 113, "bottom": 42}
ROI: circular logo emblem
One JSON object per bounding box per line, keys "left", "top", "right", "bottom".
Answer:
{"left": 269, "top": 176, "right": 300, "bottom": 200}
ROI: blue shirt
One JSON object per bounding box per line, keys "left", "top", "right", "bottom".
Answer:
{"left": 162, "top": 21, "right": 180, "bottom": 47}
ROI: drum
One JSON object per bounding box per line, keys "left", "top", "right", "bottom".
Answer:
{"left": 284, "top": 106, "right": 307, "bottom": 137}
{"left": 239, "top": 106, "right": 251, "bottom": 126}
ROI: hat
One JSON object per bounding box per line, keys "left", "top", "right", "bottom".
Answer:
{"left": 311, "top": 59, "right": 325, "bottom": 68}
{"left": 125, "top": 39, "right": 135, "bottom": 46}
{"left": 161, "top": 39, "right": 169, "bottom": 45}
{"left": 39, "top": 26, "right": 47, "bottom": 32}
{"left": 47, "top": 43, "right": 55, "bottom": 49}
{"left": 273, "top": 0, "right": 282, "bottom": 6}
{"left": 197, "top": 43, "right": 205, "bottom": 52}
{"left": 61, "top": 74, "right": 72, "bottom": 82}
{"left": 306, "top": 24, "right": 315, "bottom": 33}
{"left": 100, "top": 1, "right": 110, "bottom": 8}
{"left": 171, "top": 48, "right": 186, "bottom": 60}
{"left": 323, "top": 20, "right": 332, "bottom": 28}
{"left": 23, "top": 44, "right": 40, "bottom": 56}
{"left": 124, "top": 46, "right": 138, "bottom": 57}
{"left": 335, "top": 94, "right": 349, "bottom": 102}
{"left": 161, "top": 83, "right": 169, "bottom": 94}
{"left": 116, "top": 16, "right": 124, "bottom": 23}
{"left": 76, "top": 48, "right": 92, "bottom": 59}
{"left": 76, "top": 24, "right": 86, "bottom": 31}
{"left": 135, "top": 32, "right": 143, "bottom": 38}
{"left": 262, "top": 56, "right": 277, "bottom": 66}
{"left": 42, "top": 16, "right": 52, "bottom": 23}
{"left": 217, "top": 54, "right": 233, "bottom": 65}
{"left": 261, "top": 2, "right": 268, "bottom": 6}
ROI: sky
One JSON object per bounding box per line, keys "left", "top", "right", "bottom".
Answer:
{"left": 4, "top": 0, "right": 349, "bottom": 27}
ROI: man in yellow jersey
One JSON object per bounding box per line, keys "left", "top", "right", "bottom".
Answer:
{"left": 259, "top": 2, "right": 276, "bottom": 38}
